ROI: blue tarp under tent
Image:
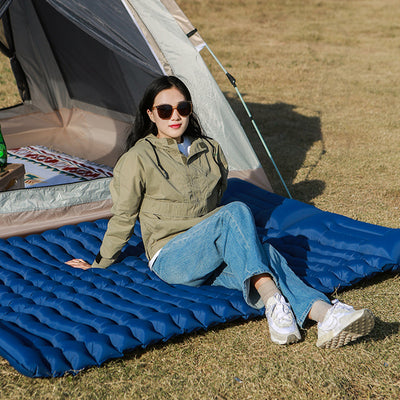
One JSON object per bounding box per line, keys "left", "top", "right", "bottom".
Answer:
{"left": 0, "top": 179, "right": 399, "bottom": 377}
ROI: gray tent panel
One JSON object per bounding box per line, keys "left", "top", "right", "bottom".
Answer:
{"left": 31, "top": 0, "right": 163, "bottom": 115}
{"left": 0, "top": 0, "right": 12, "bottom": 19}
{"left": 46, "top": 0, "right": 162, "bottom": 74}
{"left": 0, "top": 0, "right": 272, "bottom": 238}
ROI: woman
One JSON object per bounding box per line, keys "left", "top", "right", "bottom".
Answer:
{"left": 67, "top": 76, "right": 374, "bottom": 348}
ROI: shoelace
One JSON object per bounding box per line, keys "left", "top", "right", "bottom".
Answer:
{"left": 331, "top": 299, "right": 352, "bottom": 310}
{"left": 271, "top": 302, "right": 294, "bottom": 324}
{"left": 319, "top": 300, "right": 354, "bottom": 330}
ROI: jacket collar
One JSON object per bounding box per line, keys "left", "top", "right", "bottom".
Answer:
{"left": 144, "top": 134, "right": 208, "bottom": 156}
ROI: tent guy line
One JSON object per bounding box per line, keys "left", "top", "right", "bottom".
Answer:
{"left": 185, "top": 25, "right": 292, "bottom": 198}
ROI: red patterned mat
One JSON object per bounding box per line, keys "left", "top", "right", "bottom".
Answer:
{"left": 7, "top": 146, "right": 113, "bottom": 187}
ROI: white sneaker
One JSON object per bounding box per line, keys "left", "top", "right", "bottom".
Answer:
{"left": 265, "top": 293, "right": 301, "bottom": 345}
{"left": 317, "top": 299, "right": 375, "bottom": 348}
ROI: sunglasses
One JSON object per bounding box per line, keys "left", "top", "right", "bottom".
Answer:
{"left": 152, "top": 101, "right": 192, "bottom": 120}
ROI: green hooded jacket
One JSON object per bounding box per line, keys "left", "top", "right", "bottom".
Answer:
{"left": 92, "top": 134, "right": 228, "bottom": 268}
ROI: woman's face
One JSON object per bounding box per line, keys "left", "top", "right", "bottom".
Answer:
{"left": 147, "top": 87, "right": 190, "bottom": 143}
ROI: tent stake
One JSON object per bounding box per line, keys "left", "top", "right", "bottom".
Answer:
{"left": 203, "top": 43, "right": 292, "bottom": 199}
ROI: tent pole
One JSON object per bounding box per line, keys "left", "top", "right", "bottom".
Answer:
{"left": 203, "top": 43, "right": 292, "bottom": 199}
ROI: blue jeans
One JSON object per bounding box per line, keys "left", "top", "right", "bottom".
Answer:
{"left": 152, "top": 201, "right": 330, "bottom": 327}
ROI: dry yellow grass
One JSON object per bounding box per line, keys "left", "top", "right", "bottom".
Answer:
{"left": 0, "top": 58, "right": 20, "bottom": 107}
{"left": 0, "top": 0, "right": 399, "bottom": 399}
{"left": 187, "top": 0, "right": 400, "bottom": 229}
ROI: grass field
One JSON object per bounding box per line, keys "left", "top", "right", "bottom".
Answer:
{"left": 0, "top": 0, "right": 399, "bottom": 399}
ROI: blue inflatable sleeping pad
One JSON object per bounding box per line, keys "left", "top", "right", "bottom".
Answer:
{"left": 0, "top": 179, "right": 399, "bottom": 377}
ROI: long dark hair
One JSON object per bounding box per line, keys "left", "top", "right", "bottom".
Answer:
{"left": 126, "top": 76, "right": 205, "bottom": 150}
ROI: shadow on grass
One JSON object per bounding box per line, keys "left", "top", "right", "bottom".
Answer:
{"left": 226, "top": 96, "right": 326, "bottom": 203}
{"left": 119, "top": 310, "right": 398, "bottom": 368}
{"left": 122, "top": 273, "right": 399, "bottom": 364}
{"left": 337, "top": 270, "right": 400, "bottom": 295}
{"left": 369, "top": 317, "right": 399, "bottom": 342}
{"left": 120, "top": 316, "right": 264, "bottom": 363}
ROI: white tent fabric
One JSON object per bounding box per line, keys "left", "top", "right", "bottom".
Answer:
{"left": 0, "top": 0, "right": 271, "bottom": 238}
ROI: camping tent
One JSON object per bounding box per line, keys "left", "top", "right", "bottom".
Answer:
{"left": 0, "top": 0, "right": 271, "bottom": 238}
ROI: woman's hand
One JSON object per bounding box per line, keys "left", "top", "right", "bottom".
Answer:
{"left": 65, "top": 259, "right": 92, "bottom": 270}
